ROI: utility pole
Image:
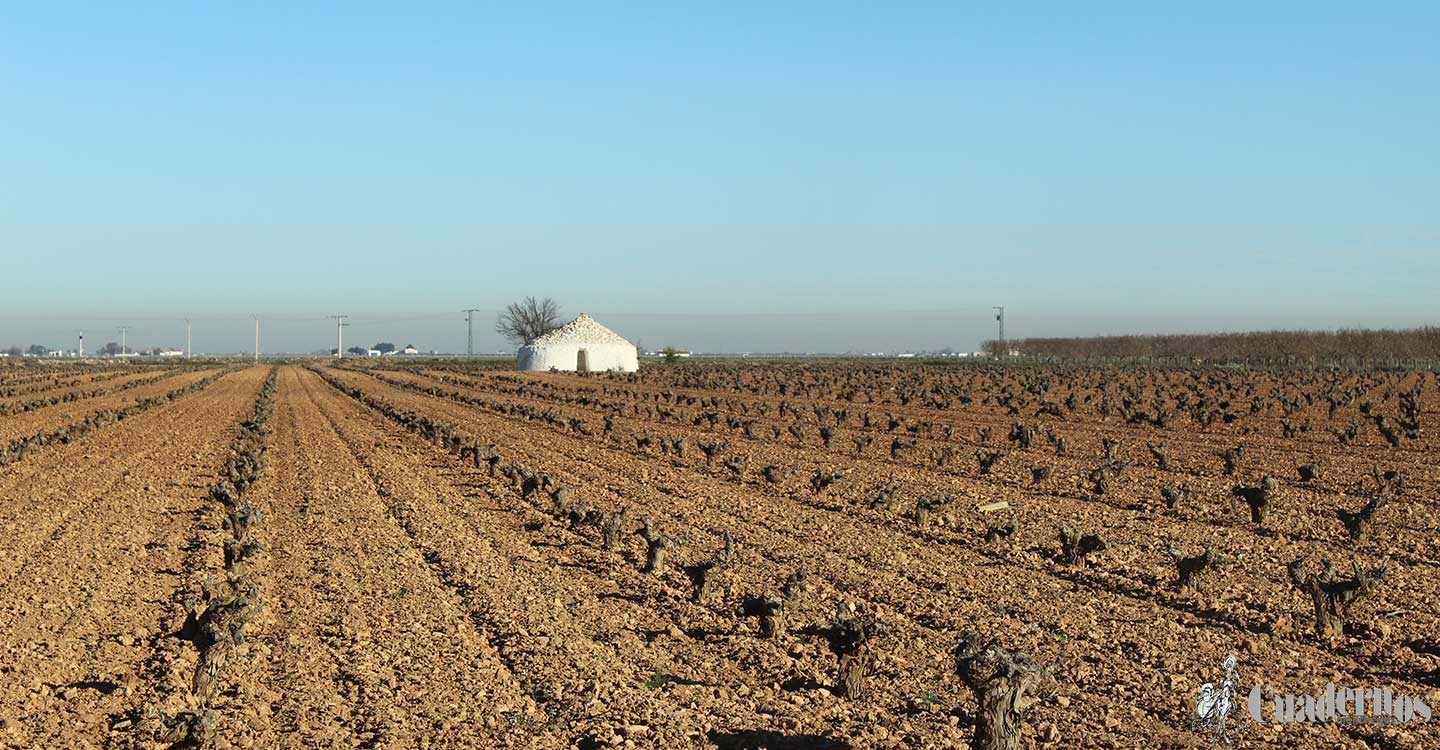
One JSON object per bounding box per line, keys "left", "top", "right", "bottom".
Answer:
{"left": 253, "top": 316, "right": 260, "bottom": 362}
{"left": 118, "top": 326, "right": 130, "bottom": 356}
{"left": 77, "top": 330, "right": 84, "bottom": 358}
{"left": 992, "top": 306, "right": 1005, "bottom": 358}
{"left": 330, "top": 315, "right": 349, "bottom": 358}
{"left": 185, "top": 318, "right": 192, "bottom": 358}
{"left": 462, "top": 309, "right": 480, "bottom": 357}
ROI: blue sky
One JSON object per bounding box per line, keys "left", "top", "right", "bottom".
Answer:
{"left": 2, "top": 2, "right": 1436, "bottom": 353}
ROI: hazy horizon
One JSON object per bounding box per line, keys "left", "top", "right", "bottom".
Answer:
{"left": 4, "top": 307, "right": 1434, "bottom": 356}
{"left": 4, "top": 4, "right": 1437, "bottom": 351}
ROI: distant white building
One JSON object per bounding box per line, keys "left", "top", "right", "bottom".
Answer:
{"left": 517, "top": 313, "right": 639, "bottom": 372}
{"left": 402, "top": 345, "right": 419, "bottom": 355}
{"left": 158, "top": 350, "right": 185, "bottom": 357}
{"left": 367, "top": 349, "right": 382, "bottom": 358}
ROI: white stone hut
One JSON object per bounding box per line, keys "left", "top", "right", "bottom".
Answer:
{"left": 516, "top": 313, "right": 639, "bottom": 372}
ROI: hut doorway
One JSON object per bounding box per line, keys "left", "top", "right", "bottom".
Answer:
{"left": 577, "top": 348, "right": 589, "bottom": 372}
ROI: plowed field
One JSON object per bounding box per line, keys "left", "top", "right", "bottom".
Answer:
{"left": 1, "top": 362, "right": 1435, "bottom": 750}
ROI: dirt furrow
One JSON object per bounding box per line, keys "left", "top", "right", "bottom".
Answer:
{"left": 0, "top": 368, "right": 176, "bottom": 414}
{"left": 372, "top": 367, "right": 1440, "bottom": 624}
{"left": 225, "top": 366, "right": 552, "bottom": 750}
{"left": 302, "top": 365, "right": 859, "bottom": 748}
{"left": 457, "top": 366, "right": 1437, "bottom": 466}
{"left": 325, "top": 366, "right": 1431, "bottom": 749}
{"left": 0, "top": 370, "right": 239, "bottom": 593}
{"left": 394, "top": 367, "right": 1437, "bottom": 545}
{"left": 0, "top": 368, "right": 208, "bottom": 443}
{"left": 0, "top": 367, "right": 148, "bottom": 403}
{"left": 0, "top": 366, "right": 267, "bottom": 748}
{"left": 320, "top": 369, "right": 1195, "bottom": 742}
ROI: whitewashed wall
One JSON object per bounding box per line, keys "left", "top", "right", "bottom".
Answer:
{"left": 517, "top": 343, "right": 638, "bottom": 372}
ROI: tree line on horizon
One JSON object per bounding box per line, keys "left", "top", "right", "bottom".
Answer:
{"left": 988, "top": 326, "right": 1440, "bottom": 365}
{"left": 5, "top": 342, "right": 136, "bottom": 357}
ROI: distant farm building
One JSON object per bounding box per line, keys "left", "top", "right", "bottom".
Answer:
{"left": 517, "top": 313, "right": 639, "bottom": 373}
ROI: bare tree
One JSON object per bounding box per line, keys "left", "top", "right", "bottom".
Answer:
{"left": 495, "top": 296, "right": 562, "bottom": 347}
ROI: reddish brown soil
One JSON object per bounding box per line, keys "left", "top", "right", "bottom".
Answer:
{"left": 1, "top": 363, "right": 1436, "bottom": 750}
{"left": 0, "top": 367, "right": 266, "bottom": 747}
{"left": 0, "top": 367, "right": 151, "bottom": 402}
{"left": 0, "top": 368, "right": 214, "bottom": 445}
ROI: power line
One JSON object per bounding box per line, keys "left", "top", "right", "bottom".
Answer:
{"left": 462, "top": 309, "right": 481, "bottom": 357}
{"left": 330, "top": 315, "right": 349, "bottom": 358}
{"left": 347, "top": 312, "right": 459, "bottom": 326}
{"left": 993, "top": 306, "right": 1005, "bottom": 357}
